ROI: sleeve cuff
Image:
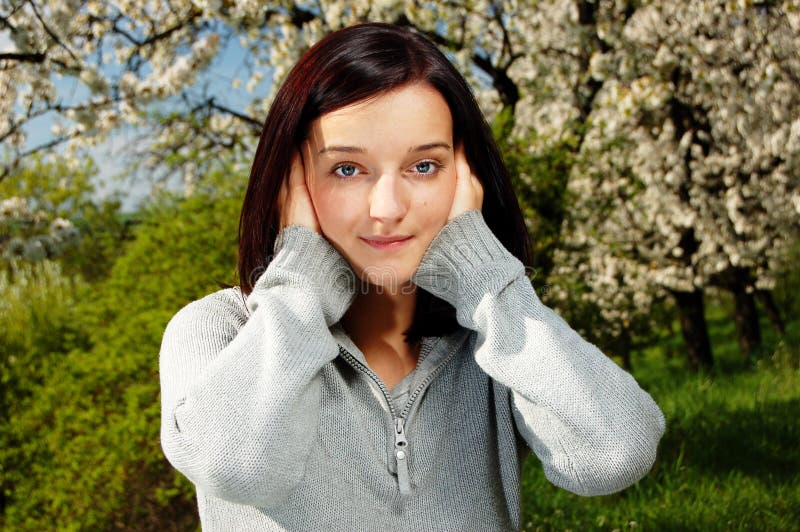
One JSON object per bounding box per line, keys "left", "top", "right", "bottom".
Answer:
{"left": 411, "top": 210, "right": 525, "bottom": 314}
{"left": 247, "top": 225, "right": 356, "bottom": 325}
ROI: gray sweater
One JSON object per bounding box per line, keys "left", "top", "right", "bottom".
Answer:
{"left": 159, "top": 209, "right": 666, "bottom": 531}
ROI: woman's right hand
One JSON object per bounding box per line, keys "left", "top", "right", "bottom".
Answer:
{"left": 278, "top": 149, "right": 321, "bottom": 233}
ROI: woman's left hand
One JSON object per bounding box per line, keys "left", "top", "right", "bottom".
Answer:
{"left": 447, "top": 145, "right": 484, "bottom": 222}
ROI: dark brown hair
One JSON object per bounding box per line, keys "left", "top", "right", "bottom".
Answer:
{"left": 237, "top": 22, "right": 532, "bottom": 343}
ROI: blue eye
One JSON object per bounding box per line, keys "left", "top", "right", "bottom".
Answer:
{"left": 334, "top": 164, "right": 359, "bottom": 178}
{"left": 413, "top": 161, "right": 440, "bottom": 176}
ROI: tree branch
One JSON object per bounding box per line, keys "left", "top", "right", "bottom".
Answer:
{"left": 0, "top": 133, "right": 77, "bottom": 182}
{"left": 27, "top": 0, "right": 79, "bottom": 63}
{"left": 205, "top": 98, "right": 263, "bottom": 130}
{"left": 0, "top": 51, "right": 45, "bottom": 62}
{"left": 110, "top": 10, "right": 200, "bottom": 48}
{"left": 393, "top": 13, "right": 520, "bottom": 110}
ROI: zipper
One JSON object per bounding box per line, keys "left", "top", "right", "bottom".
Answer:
{"left": 336, "top": 334, "right": 463, "bottom": 497}
{"left": 394, "top": 418, "right": 411, "bottom": 495}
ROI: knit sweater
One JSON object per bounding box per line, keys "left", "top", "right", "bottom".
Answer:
{"left": 159, "top": 209, "right": 666, "bottom": 531}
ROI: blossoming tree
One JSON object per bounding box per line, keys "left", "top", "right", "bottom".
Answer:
{"left": 545, "top": 0, "right": 800, "bottom": 368}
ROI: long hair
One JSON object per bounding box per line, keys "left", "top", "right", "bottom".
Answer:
{"left": 238, "top": 22, "right": 532, "bottom": 343}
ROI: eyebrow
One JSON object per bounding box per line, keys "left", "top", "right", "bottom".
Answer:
{"left": 318, "top": 142, "right": 452, "bottom": 155}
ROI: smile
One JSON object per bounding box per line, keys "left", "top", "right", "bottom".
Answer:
{"left": 360, "top": 236, "right": 413, "bottom": 250}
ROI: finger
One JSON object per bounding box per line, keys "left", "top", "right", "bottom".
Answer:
{"left": 277, "top": 185, "right": 286, "bottom": 230}
{"left": 454, "top": 145, "right": 470, "bottom": 184}
{"left": 471, "top": 173, "right": 483, "bottom": 194}
{"left": 473, "top": 175, "right": 484, "bottom": 209}
{"left": 288, "top": 150, "right": 304, "bottom": 188}
{"left": 278, "top": 154, "right": 296, "bottom": 230}
{"left": 457, "top": 147, "right": 483, "bottom": 207}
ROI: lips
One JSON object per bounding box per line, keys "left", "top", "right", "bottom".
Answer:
{"left": 363, "top": 235, "right": 412, "bottom": 243}
{"left": 361, "top": 235, "right": 413, "bottom": 249}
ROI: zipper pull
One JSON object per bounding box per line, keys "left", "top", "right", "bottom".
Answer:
{"left": 394, "top": 417, "right": 411, "bottom": 496}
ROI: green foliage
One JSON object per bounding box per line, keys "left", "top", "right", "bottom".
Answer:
{"left": 57, "top": 201, "right": 137, "bottom": 284}
{"left": 0, "top": 261, "right": 90, "bottom": 400}
{"left": 1, "top": 169, "right": 245, "bottom": 530}
{"left": 771, "top": 234, "right": 800, "bottom": 328}
{"left": 0, "top": 156, "right": 97, "bottom": 217}
{"left": 0, "top": 260, "right": 92, "bottom": 516}
{"left": 491, "top": 107, "right": 575, "bottom": 287}
{"left": 0, "top": 156, "right": 133, "bottom": 283}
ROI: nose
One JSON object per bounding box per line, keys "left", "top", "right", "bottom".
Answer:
{"left": 369, "top": 173, "right": 408, "bottom": 223}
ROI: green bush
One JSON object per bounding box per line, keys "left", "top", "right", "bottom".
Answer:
{"left": 1, "top": 170, "right": 244, "bottom": 530}
{"left": 0, "top": 260, "right": 91, "bottom": 516}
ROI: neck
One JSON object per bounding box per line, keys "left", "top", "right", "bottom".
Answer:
{"left": 341, "top": 282, "right": 418, "bottom": 345}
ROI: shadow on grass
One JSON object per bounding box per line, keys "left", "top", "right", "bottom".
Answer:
{"left": 660, "top": 397, "right": 800, "bottom": 483}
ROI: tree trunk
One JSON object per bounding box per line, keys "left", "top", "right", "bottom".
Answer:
{"left": 730, "top": 281, "right": 762, "bottom": 358}
{"left": 671, "top": 289, "right": 714, "bottom": 371}
{"left": 756, "top": 289, "right": 785, "bottom": 335}
{"left": 618, "top": 326, "right": 633, "bottom": 371}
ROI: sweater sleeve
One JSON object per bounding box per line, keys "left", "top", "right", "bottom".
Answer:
{"left": 159, "top": 225, "right": 356, "bottom": 507}
{"left": 411, "top": 210, "right": 666, "bottom": 496}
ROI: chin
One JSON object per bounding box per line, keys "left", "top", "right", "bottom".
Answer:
{"left": 354, "top": 266, "right": 417, "bottom": 295}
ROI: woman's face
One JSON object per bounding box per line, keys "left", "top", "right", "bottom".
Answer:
{"left": 303, "top": 82, "right": 457, "bottom": 291}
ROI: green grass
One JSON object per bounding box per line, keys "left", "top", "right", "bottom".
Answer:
{"left": 519, "top": 298, "right": 800, "bottom": 531}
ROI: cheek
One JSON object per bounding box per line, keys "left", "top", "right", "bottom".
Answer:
{"left": 418, "top": 176, "right": 456, "bottom": 222}
{"left": 310, "top": 182, "right": 363, "bottom": 235}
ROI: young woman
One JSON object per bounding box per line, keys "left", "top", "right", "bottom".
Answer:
{"left": 159, "top": 22, "right": 665, "bottom": 531}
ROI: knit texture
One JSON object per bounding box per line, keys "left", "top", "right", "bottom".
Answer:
{"left": 160, "top": 210, "right": 666, "bottom": 531}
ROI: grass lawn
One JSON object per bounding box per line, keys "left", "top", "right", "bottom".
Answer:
{"left": 520, "top": 297, "right": 800, "bottom": 531}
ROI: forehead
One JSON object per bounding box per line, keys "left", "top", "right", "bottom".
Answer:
{"left": 307, "top": 83, "right": 453, "bottom": 149}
